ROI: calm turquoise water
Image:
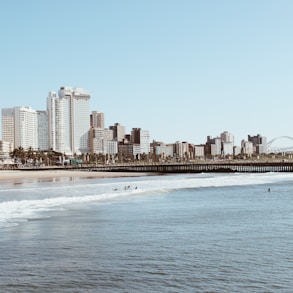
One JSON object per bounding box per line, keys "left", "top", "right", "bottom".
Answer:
{"left": 0, "top": 173, "right": 293, "bottom": 292}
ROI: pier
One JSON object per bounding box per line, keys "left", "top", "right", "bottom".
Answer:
{"left": 91, "top": 161, "right": 293, "bottom": 173}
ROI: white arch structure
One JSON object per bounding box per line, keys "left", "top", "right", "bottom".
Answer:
{"left": 267, "top": 136, "right": 293, "bottom": 153}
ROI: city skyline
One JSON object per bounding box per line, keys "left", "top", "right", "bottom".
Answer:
{"left": 0, "top": 85, "right": 290, "bottom": 149}
{"left": 0, "top": 88, "right": 269, "bottom": 154}
{"left": 0, "top": 96, "right": 268, "bottom": 159}
{"left": 1, "top": 1, "right": 293, "bottom": 146}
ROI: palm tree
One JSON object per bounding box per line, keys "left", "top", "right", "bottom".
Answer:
{"left": 26, "top": 146, "right": 35, "bottom": 165}
{"left": 10, "top": 146, "right": 26, "bottom": 164}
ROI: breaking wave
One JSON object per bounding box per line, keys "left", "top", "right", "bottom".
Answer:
{"left": 1, "top": 172, "right": 292, "bottom": 228}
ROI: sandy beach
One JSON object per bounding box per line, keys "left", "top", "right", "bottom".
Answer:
{"left": 0, "top": 169, "right": 148, "bottom": 182}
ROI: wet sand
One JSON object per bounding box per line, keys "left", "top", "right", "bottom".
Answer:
{"left": 0, "top": 169, "right": 148, "bottom": 182}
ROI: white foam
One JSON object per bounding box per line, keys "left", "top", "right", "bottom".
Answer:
{"left": 1, "top": 172, "right": 292, "bottom": 228}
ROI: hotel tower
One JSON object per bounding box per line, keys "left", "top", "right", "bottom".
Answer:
{"left": 47, "top": 86, "right": 91, "bottom": 155}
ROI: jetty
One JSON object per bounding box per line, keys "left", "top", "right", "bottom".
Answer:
{"left": 91, "top": 161, "right": 293, "bottom": 173}
{"left": 8, "top": 161, "right": 293, "bottom": 174}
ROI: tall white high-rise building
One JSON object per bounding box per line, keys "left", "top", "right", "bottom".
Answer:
{"left": 47, "top": 91, "right": 58, "bottom": 151}
{"left": 47, "top": 87, "right": 91, "bottom": 155}
{"left": 15, "top": 107, "right": 38, "bottom": 150}
{"left": 37, "top": 110, "right": 49, "bottom": 151}
{"left": 1, "top": 108, "right": 15, "bottom": 150}
{"left": 2, "top": 107, "right": 38, "bottom": 150}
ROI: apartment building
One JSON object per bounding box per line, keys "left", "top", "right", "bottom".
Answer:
{"left": 131, "top": 128, "right": 150, "bottom": 154}
{"left": 37, "top": 110, "right": 49, "bottom": 151}
{"left": 47, "top": 86, "right": 91, "bottom": 155}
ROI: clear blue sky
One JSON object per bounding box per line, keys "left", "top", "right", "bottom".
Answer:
{"left": 1, "top": 0, "right": 293, "bottom": 147}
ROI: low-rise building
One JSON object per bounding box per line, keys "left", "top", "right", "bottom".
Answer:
{"left": 241, "top": 140, "right": 254, "bottom": 155}
{"left": 222, "top": 142, "right": 234, "bottom": 156}
{"left": 0, "top": 140, "right": 12, "bottom": 154}
{"left": 194, "top": 145, "right": 205, "bottom": 158}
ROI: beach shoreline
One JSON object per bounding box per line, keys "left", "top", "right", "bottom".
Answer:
{"left": 0, "top": 169, "right": 150, "bottom": 183}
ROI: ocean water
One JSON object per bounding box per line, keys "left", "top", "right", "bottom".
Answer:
{"left": 0, "top": 172, "right": 293, "bottom": 292}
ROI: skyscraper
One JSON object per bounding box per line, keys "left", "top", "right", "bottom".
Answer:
{"left": 47, "top": 91, "right": 58, "bottom": 151}
{"left": 37, "top": 110, "right": 49, "bottom": 151}
{"left": 15, "top": 107, "right": 38, "bottom": 150}
{"left": 1, "top": 108, "right": 15, "bottom": 150}
{"left": 90, "top": 111, "right": 104, "bottom": 129}
{"left": 47, "top": 86, "right": 91, "bottom": 155}
{"left": 131, "top": 128, "right": 150, "bottom": 154}
{"left": 2, "top": 107, "right": 38, "bottom": 150}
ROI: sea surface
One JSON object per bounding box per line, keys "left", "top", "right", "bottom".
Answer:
{"left": 0, "top": 172, "right": 293, "bottom": 292}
